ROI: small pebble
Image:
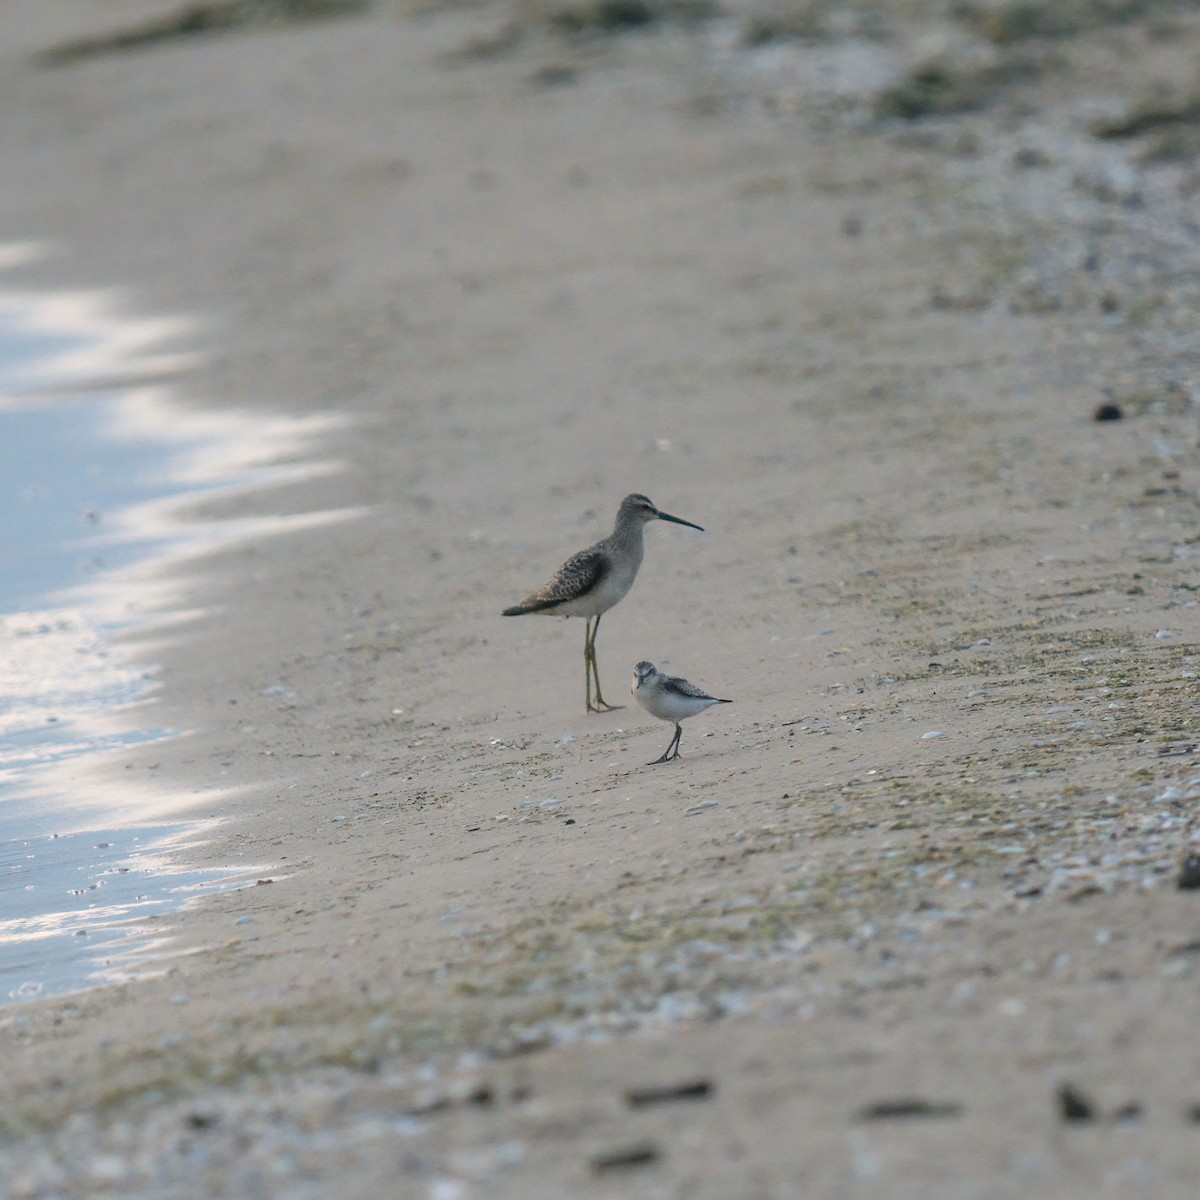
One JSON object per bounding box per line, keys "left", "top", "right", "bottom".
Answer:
{"left": 529, "top": 64, "right": 578, "bottom": 88}
{"left": 1093, "top": 402, "right": 1123, "bottom": 422}
{"left": 921, "top": 731, "right": 943, "bottom": 740}
{"left": 86, "top": 1155, "right": 129, "bottom": 1184}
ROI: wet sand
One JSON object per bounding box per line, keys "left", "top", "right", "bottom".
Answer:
{"left": 2, "top": 1, "right": 1199, "bottom": 1194}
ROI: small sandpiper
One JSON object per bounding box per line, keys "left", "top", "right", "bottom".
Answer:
{"left": 631, "top": 660, "right": 732, "bottom": 764}
{"left": 503, "top": 494, "right": 703, "bottom": 713}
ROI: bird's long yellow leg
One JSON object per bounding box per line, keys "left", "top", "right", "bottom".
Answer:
{"left": 586, "top": 614, "right": 620, "bottom": 713}
{"left": 590, "top": 614, "right": 607, "bottom": 711}
{"left": 583, "top": 617, "right": 596, "bottom": 713}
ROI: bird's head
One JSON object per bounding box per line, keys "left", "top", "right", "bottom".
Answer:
{"left": 617, "top": 494, "right": 703, "bottom": 532}
{"left": 632, "top": 660, "right": 657, "bottom": 690}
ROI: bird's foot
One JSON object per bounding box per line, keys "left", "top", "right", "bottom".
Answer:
{"left": 587, "top": 700, "right": 624, "bottom": 714}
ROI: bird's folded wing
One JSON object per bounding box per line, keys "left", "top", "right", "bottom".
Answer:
{"left": 663, "top": 675, "right": 716, "bottom": 701}
{"left": 514, "top": 548, "right": 608, "bottom": 612}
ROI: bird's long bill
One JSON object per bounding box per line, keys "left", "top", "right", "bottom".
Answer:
{"left": 657, "top": 510, "right": 704, "bottom": 532}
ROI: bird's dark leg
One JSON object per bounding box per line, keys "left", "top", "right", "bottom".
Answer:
{"left": 585, "top": 613, "right": 620, "bottom": 713}
{"left": 649, "top": 723, "right": 683, "bottom": 764}
{"left": 668, "top": 723, "right": 683, "bottom": 760}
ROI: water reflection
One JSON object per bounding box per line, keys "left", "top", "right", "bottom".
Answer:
{"left": 0, "top": 246, "right": 361, "bottom": 1001}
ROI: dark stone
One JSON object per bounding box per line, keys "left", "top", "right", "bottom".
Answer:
{"left": 591, "top": 1142, "right": 660, "bottom": 1172}
{"left": 626, "top": 1079, "right": 713, "bottom": 1107}
{"left": 1178, "top": 854, "right": 1200, "bottom": 890}
{"left": 859, "top": 1098, "right": 962, "bottom": 1120}
{"left": 1057, "top": 1082, "right": 1095, "bottom": 1122}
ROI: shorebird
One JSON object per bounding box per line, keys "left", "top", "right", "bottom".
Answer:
{"left": 631, "top": 660, "right": 732, "bottom": 764}
{"left": 503, "top": 494, "right": 703, "bottom": 713}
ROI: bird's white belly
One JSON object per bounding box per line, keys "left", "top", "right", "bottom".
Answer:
{"left": 637, "top": 688, "right": 716, "bottom": 723}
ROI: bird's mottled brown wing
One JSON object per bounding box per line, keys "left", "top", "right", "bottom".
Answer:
{"left": 503, "top": 546, "right": 608, "bottom": 615}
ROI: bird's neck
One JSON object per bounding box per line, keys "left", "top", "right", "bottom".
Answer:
{"left": 610, "top": 521, "right": 647, "bottom": 563}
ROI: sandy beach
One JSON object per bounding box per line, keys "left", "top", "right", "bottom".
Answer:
{"left": 2, "top": 0, "right": 1200, "bottom": 1194}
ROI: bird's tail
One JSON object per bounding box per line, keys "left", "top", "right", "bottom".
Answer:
{"left": 502, "top": 597, "right": 561, "bottom": 616}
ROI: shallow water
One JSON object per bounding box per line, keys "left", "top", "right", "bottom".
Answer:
{"left": 0, "top": 256, "right": 355, "bottom": 1003}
